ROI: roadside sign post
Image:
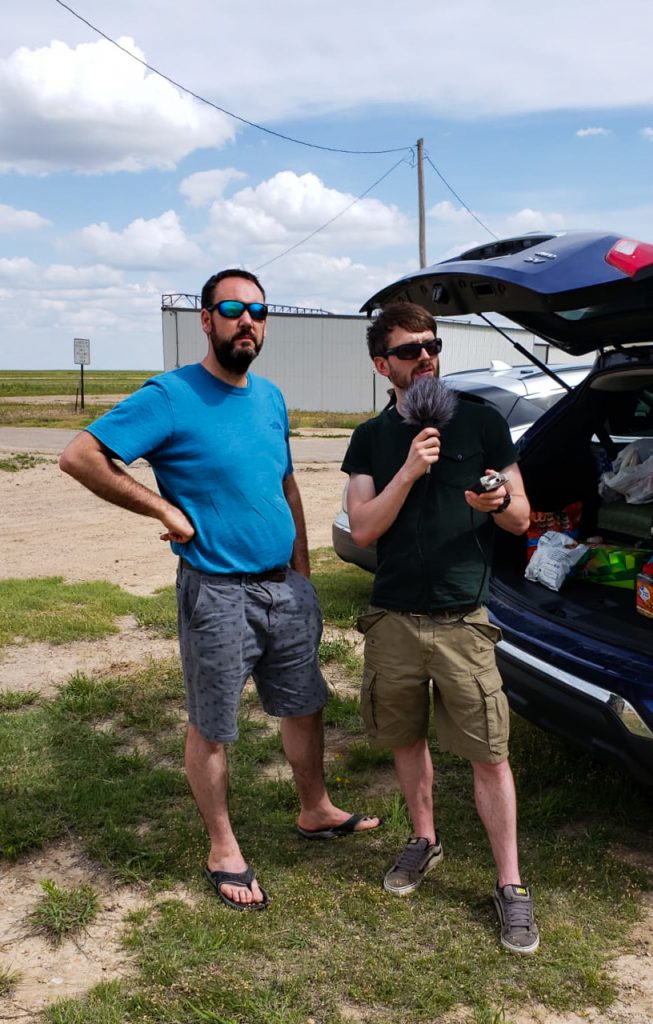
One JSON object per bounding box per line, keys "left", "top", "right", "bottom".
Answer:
{"left": 73, "top": 338, "right": 90, "bottom": 410}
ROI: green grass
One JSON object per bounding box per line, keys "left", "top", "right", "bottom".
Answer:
{"left": 0, "top": 577, "right": 176, "bottom": 648}
{"left": 0, "top": 569, "right": 651, "bottom": 1022}
{"left": 311, "top": 547, "right": 372, "bottom": 626}
{"left": 287, "top": 409, "right": 371, "bottom": 430}
{"left": 0, "top": 370, "right": 155, "bottom": 398}
{"left": 29, "top": 879, "right": 100, "bottom": 946}
{"left": 0, "top": 690, "right": 39, "bottom": 711}
{"left": 0, "top": 401, "right": 117, "bottom": 429}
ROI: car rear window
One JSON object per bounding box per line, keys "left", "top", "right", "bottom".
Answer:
{"left": 606, "top": 388, "right": 653, "bottom": 437}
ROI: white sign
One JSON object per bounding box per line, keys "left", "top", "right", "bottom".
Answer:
{"left": 74, "top": 338, "right": 91, "bottom": 365}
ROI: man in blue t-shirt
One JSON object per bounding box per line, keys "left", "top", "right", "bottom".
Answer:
{"left": 342, "top": 301, "right": 539, "bottom": 954}
{"left": 60, "top": 269, "right": 380, "bottom": 911}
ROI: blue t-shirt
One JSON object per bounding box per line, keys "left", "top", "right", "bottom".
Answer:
{"left": 86, "top": 363, "right": 296, "bottom": 573}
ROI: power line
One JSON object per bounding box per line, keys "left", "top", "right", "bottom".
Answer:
{"left": 424, "top": 152, "right": 498, "bottom": 239}
{"left": 254, "top": 155, "right": 409, "bottom": 271}
{"left": 52, "top": 0, "right": 413, "bottom": 157}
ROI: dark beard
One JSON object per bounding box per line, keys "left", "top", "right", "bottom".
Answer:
{"left": 211, "top": 330, "right": 260, "bottom": 374}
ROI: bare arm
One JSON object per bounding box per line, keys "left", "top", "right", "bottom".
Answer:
{"left": 282, "top": 472, "right": 310, "bottom": 577}
{"left": 59, "top": 431, "right": 195, "bottom": 543}
{"left": 346, "top": 426, "right": 441, "bottom": 548}
{"left": 463, "top": 462, "right": 530, "bottom": 535}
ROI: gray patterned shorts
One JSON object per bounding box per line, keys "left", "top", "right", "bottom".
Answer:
{"left": 176, "top": 560, "right": 327, "bottom": 743}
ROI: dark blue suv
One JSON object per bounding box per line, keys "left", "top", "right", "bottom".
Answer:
{"left": 360, "top": 231, "right": 653, "bottom": 785}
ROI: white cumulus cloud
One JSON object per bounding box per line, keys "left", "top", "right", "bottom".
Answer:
{"left": 71, "top": 211, "right": 202, "bottom": 269}
{"left": 428, "top": 201, "right": 477, "bottom": 225}
{"left": 504, "top": 208, "right": 566, "bottom": 234}
{"left": 0, "top": 204, "right": 51, "bottom": 231}
{"left": 0, "top": 38, "right": 234, "bottom": 174}
{"left": 180, "top": 168, "right": 247, "bottom": 206}
{"left": 205, "top": 171, "right": 413, "bottom": 257}
{"left": 640, "top": 128, "right": 653, "bottom": 141}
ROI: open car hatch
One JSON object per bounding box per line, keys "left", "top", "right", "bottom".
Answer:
{"left": 361, "top": 231, "right": 653, "bottom": 356}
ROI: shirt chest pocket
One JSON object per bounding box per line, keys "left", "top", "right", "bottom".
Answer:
{"left": 436, "top": 443, "right": 486, "bottom": 491}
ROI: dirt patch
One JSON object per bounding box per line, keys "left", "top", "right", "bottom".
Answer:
{"left": 0, "top": 460, "right": 344, "bottom": 594}
{"left": 0, "top": 620, "right": 179, "bottom": 699}
{"left": 0, "top": 840, "right": 195, "bottom": 1021}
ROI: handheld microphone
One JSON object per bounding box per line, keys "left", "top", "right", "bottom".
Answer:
{"left": 402, "top": 377, "right": 458, "bottom": 473}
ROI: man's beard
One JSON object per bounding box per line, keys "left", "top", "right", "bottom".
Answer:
{"left": 387, "top": 359, "right": 440, "bottom": 391}
{"left": 210, "top": 326, "right": 261, "bottom": 374}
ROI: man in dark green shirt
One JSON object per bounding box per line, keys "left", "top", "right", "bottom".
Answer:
{"left": 342, "top": 302, "right": 539, "bottom": 955}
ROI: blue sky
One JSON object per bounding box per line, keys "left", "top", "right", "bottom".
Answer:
{"left": 2, "top": 0, "right": 653, "bottom": 370}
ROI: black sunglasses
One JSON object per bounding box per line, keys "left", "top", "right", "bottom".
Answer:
{"left": 383, "top": 338, "right": 442, "bottom": 360}
{"left": 206, "top": 300, "right": 268, "bottom": 322}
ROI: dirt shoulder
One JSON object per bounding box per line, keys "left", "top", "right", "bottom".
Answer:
{"left": 0, "top": 456, "right": 346, "bottom": 593}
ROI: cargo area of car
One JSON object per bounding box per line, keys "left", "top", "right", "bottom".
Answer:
{"left": 491, "top": 563, "right": 651, "bottom": 654}
{"left": 492, "top": 367, "right": 653, "bottom": 658}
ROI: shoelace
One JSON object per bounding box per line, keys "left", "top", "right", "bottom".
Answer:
{"left": 395, "top": 840, "right": 431, "bottom": 871}
{"left": 503, "top": 894, "right": 534, "bottom": 930}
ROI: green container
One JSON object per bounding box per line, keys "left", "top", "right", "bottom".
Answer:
{"left": 578, "top": 546, "right": 653, "bottom": 589}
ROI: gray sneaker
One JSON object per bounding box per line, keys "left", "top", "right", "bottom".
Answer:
{"left": 383, "top": 835, "right": 443, "bottom": 896}
{"left": 493, "top": 883, "right": 540, "bottom": 954}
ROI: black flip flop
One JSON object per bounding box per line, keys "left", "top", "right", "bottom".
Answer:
{"left": 203, "top": 865, "right": 270, "bottom": 911}
{"left": 297, "top": 812, "right": 382, "bottom": 841}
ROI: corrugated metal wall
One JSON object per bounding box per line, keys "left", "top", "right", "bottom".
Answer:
{"left": 162, "top": 308, "right": 584, "bottom": 413}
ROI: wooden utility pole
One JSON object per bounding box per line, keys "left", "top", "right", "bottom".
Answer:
{"left": 417, "top": 138, "right": 427, "bottom": 268}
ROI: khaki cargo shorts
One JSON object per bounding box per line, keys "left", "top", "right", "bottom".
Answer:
{"left": 357, "top": 605, "right": 509, "bottom": 764}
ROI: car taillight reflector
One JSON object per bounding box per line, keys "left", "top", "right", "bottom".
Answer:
{"left": 606, "top": 238, "right": 653, "bottom": 277}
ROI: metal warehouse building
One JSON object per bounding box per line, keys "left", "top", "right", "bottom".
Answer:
{"left": 162, "top": 294, "right": 583, "bottom": 414}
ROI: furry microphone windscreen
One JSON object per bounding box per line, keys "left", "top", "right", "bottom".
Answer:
{"left": 402, "top": 376, "right": 458, "bottom": 429}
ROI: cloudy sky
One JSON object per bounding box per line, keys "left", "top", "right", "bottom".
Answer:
{"left": 3, "top": 0, "right": 653, "bottom": 369}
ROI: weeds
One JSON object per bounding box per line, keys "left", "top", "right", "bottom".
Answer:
{"left": 29, "top": 879, "right": 100, "bottom": 945}
{"left": 0, "top": 690, "right": 39, "bottom": 711}
{"left": 0, "top": 966, "right": 21, "bottom": 997}
{"left": 0, "top": 452, "right": 49, "bottom": 472}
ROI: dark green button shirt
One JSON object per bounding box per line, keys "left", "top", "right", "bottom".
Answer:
{"left": 341, "top": 396, "right": 517, "bottom": 611}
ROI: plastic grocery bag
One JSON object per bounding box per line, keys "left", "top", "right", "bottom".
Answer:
{"left": 599, "top": 440, "right": 653, "bottom": 505}
{"left": 524, "top": 531, "right": 589, "bottom": 591}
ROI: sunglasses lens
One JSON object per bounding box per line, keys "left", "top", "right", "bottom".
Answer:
{"left": 214, "top": 301, "right": 268, "bottom": 321}
{"left": 398, "top": 344, "right": 422, "bottom": 360}
{"left": 217, "top": 301, "right": 245, "bottom": 318}
{"left": 401, "top": 339, "right": 441, "bottom": 359}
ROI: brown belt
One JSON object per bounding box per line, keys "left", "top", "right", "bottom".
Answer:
{"left": 180, "top": 559, "right": 287, "bottom": 583}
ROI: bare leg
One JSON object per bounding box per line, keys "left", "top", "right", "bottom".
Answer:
{"left": 393, "top": 737, "right": 437, "bottom": 844}
{"left": 472, "top": 759, "right": 521, "bottom": 887}
{"left": 281, "top": 711, "right": 380, "bottom": 833}
{"left": 184, "top": 723, "right": 265, "bottom": 906}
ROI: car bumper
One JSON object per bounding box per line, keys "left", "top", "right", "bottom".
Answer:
{"left": 331, "top": 512, "right": 377, "bottom": 574}
{"left": 496, "top": 638, "right": 653, "bottom": 786}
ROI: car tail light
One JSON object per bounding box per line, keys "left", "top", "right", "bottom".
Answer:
{"left": 605, "top": 238, "right": 653, "bottom": 278}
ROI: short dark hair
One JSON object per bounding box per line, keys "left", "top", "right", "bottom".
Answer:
{"left": 366, "top": 302, "right": 438, "bottom": 359}
{"left": 201, "top": 269, "right": 266, "bottom": 310}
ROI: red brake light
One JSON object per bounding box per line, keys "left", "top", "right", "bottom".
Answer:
{"left": 605, "top": 238, "right": 653, "bottom": 277}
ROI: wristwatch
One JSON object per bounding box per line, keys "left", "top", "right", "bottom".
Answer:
{"left": 490, "top": 493, "right": 511, "bottom": 515}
